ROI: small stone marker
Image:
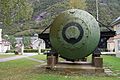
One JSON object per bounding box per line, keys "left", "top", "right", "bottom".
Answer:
{"left": 47, "top": 55, "right": 56, "bottom": 69}
{"left": 15, "top": 42, "right": 24, "bottom": 55}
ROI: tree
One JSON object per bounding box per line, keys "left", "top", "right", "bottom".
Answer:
{"left": 0, "top": 0, "right": 33, "bottom": 26}
{"left": 3, "top": 35, "right": 17, "bottom": 49}
{"left": 23, "top": 36, "right": 31, "bottom": 48}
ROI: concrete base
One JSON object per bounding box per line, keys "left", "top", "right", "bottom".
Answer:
{"left": 116, "top": 52, "right": 120, "bottom": 57}
{"left": 45, "top": 61, "right": 104, "bottom": 73}
{"left": 93, "top": 57, "right": 103, "bottom": 67}
{"left": 47, "top": 55, "right": 58, "bottom": 69}
{"left": 45, "top": 53, "right": 104, "bottom": 73}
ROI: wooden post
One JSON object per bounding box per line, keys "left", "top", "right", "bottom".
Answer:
{"left": 54, "top": 53, "right": 58, "bottom": 64}
{"left": 47, "top": 54, "right": 57, "bottom": 69}
{"left": 94, "top": 57, "right": 103, "bottom": 68}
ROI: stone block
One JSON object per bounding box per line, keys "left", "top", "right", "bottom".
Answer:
{"left": 94, "top": 57, "right": 103, "bottom": 68}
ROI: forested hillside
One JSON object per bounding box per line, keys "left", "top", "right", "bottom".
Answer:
{"left": 0, "top": 0, "right": 120, "bottom": 36}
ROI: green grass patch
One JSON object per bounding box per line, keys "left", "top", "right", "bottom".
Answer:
{"left": 102, "top": 55, "right": 120, "bottom": 71}
{"left": 30, "top": 54, "right": 46, "bottom": 61}
{"left": 0, "top": 58, "right": 41, "bottom": 80}
{"left": 101, "top": 55, "right": 120, "bottom": 76}
{"left": 0, "top": 55, "right": 120, "bottom": 80}
{"left": 30, "top": 74, "right": 119, "bottom": 80}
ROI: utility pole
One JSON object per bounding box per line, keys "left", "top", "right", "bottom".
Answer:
{"left": 96, "top": 0, "right": 99, "bottom": 20}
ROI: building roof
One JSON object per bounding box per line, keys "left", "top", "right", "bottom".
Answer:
{"left": 107, "top": 33, "right": 120, "bottom": 43}
{"left": 107, "top": 37, "right": 114, "bottom": 43}
{"left": 111, "top": 17, "right": 120, "bottom": 26}
{"left": 114, "top": 34, "right": 120, "bottom": 39}
{"left": 100, "top": 27, "right": 114, "bottom": 32}
{"left": 0, "top": 39, "right": 11, "bottom": 46}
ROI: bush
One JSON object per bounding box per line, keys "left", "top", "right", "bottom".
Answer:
{"left": 6, "top": 50, "right": 15, "bottom": 53}
{"left": 41, "top": 49, "right": 51, "bottom": 53}
{"left": 24, "top": 49, "right": 38, "bottom": 53}
{"left": 6, "top": 49, "right": 38, "bottom": 53}
{"left": 6, "top": 50, "right": 19, "bottom": 55}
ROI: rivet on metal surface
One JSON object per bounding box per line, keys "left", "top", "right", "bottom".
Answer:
{"left": 69, "top": 11, "right": 75, "bottom": 14}
{"left": 82, "top": 43, "right": 85, "bottom": 45}
{"left": 82, "top": 21, "right": 84, "bottom": 23}
{"left": 86, "top": 28, "right": 89, "bottom": 30}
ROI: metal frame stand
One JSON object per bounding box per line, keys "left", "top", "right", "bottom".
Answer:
{"left": 45, "top": 50, "right": 58, "bottom": 69}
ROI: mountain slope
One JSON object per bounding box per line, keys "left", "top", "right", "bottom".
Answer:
{"left": 2, "top": 0, "right": 120, "bottom": 36}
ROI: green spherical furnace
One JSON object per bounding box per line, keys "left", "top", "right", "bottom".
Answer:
{"left": 50, "top": 9, "right": 100, "bottom": 60}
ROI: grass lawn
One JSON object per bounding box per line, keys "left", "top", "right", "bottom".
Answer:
{"left": 30, "top": 75, "right": 119, "bottom": 80}
{"left": 0, "top": 54, "right": 15, "bottom": 59}
{"left": 102, "top": 55, "right": 120, "bottom": 71}
{"left": 30, "top": 54, "right": 46, "bottom": 61}
{"left": 0, "top": 58, "right": 41, "bottom": 80}
{"left": 102, "top": 55, "right": 120, "bottom": 76}
{"left": 30, "top": 54, "right": 65, "bottom": 61}
{"left": 0, "top": 55, "right": 120, "bottom": 80}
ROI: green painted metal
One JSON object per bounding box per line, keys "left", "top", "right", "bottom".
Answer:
{"left": 50, "top": 9, "right": 100, "bottom": 60}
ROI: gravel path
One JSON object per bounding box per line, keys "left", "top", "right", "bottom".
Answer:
{"left": 0, "top": 53, "right": 37, "bottom": 62}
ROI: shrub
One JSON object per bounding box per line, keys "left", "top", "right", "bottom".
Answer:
{"left": 24, "top": 49, "right": 38, "bottom": 53}
{"left": 6, "top": 50, "right": 15, "bottom": 53}
{"left": 6, "top": 49, "right": 38, "bottom": 53}
{"left": 41, "top": 49, "right": 51, "bottom": 53}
